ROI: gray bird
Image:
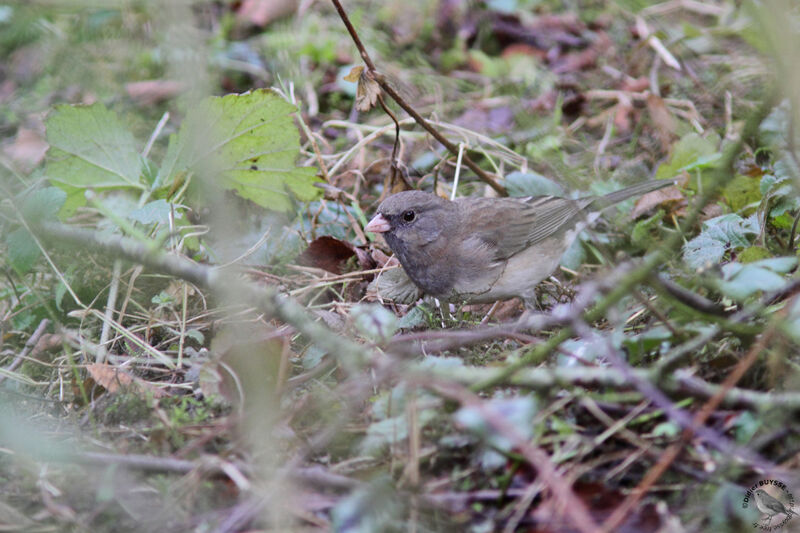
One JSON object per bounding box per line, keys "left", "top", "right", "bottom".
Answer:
{"left": 754, "top": 488, "right": 798, "bottom": 527}
{"left": 365, "top": 180, "right": 673, "bottom": 306}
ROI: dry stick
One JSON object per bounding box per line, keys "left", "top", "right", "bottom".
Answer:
{"left": 602, "top": 319, "right": 783, "bottom": 533}
{"left": 376, "top": 93, "right": 413, "bottom": 190}
{"left": 0, "top": 318, "right": 50, "bottom": 385}
{"left": 329, "top": 0, "right": 507, "bottom": 196}
{"left": 72, "top": 452, "right": 360, "bottom": 491}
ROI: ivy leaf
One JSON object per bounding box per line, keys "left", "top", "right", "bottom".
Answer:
{"left": 45, "top": 103, "right": 145, "bottom": 215}
{"left": 156, "top": 89, "right": 320, "bottom": 212}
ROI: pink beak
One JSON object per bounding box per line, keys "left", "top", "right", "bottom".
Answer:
{"left": 365, "top": 213, "right": 391, "bottom": 233}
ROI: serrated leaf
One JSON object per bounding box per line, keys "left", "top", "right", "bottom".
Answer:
{"left": 683, "top": 214, "right": 760, "bottom": 269}
{"left": 45, "top": 103, "right": 144, "bottom": 214}
{"left": 156, "top": 89, "right": 320, "bottom": 212}
{"left": 7, "top": 227, "right": 40, "bottom": 273}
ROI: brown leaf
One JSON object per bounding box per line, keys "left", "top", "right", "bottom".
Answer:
{"left": 126, "top": 80, "right": 184, "bottom": 106}
{"left": 86, "top": 363, "right": 166, "bottom": 398}
{"left": 613, "top": 100, "right": 634, "bottom": 132}
{"left": 345, "top": 66, "right": 381, "bottom": 112}
{"left": 529, "top": 482, "right": 662, "bottom": 533}
{"left": 646, "top": 94, "right": 678, "bottom": 147}
{"left": 3, "top": 127, "right": 48, "bottom": 173}
{"left": 296, "top": 236, "right": 356, "bottom": 274}
{"left": 631, "top": 185, "right": 686, "bottom": 219}
{"left": 236, "top": 0, "right": 298, "bottom": 27}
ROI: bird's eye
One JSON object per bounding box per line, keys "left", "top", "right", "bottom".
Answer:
{"left": 402, "top": 210, "right": 416, "bottom": 222}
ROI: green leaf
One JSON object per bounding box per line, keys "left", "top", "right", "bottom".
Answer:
{"left": 157, "top": 89, "right": 320, "bottom": 212}
{"left": 631, "top": 209, "right": 665, "bottom": 246}
{"left": 45, "top": 103, "right": 145, "bottom": 214}
{"left": 721, "top": 175, "right": 761, "bottom": 213}
{"left": 455, "top": 396, "right": 537, "bottom": 451}
{"left": 331, "top": 478, "right": 402, "bottom": 533}
{"left": 397, "top": 306, "right": 426, "bottom": 329}
{"left": 716, "top": 257, "right": 796, "bottom": 300}
{"left": 7, "top": 227, "right": 40, "bottom": 273}
{"left": 738, "top": 246, "right": 771, "bottom": 263}
{"left": 655, "top": 132, "right": 720, "bottom": 181}
{"left": 21, "top": 187, "right": 66, "bottom": 221}
{"left": 683, "top": 214, "right": 760, "bottom": 270}
{"left": 505, "top": 171, "right": 564, "bottom": 198}
{"left": 127, "top": 199, "right": 171, "bottom": 225}
{"left": 351, "top": 303, "right": 398, "bottom": 343}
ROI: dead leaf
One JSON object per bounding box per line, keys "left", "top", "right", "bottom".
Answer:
{"left": 529, "top": 482, "right": 662, "bottom": 532}
{"left": 3, "top": 127, "right": 48, "bottom": 173}
{"left": 0, "top": 80, "right": 16, "bottom": 105}
{"left": 236, "top": 0, "right": 298, "bottom": 27}
{"left": 613, "top": 100, "right": 634, "bottom": 132}
{"left": 453, "top": 106, "right": 514, "bottom": 134}
{"left": 296, "top": 236, "right": 356, "bottom": 274}
{"left": 32, "top": 333, "right": 64, "bottom": 357}
{"left": 646, "top": 94, "right": 678, "bottom": 147}
{"left": 344, "top": 66, "right": 381, "bottom": 112}
{"left": 631, "top": 185, "right": 686, "bottom": 219}
{"left": 126, "top": 80, "right": 184, "bottom": 106}
{"left": 86, "top": 363, "right": 167, "bottom": 398}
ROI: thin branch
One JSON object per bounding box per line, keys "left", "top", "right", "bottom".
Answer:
{"left": 329, "top": 0, "right": 507, "bottom": 196}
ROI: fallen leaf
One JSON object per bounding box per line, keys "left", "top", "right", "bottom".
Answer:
{"left": 646, "top": 93, "right": 678, "bottom": 147}
{"left": 126, "top": 80, "right": 184, "bottom": 106}
{"left": 631, "top": 185, "right": 686, "bottom": 219}
{"left": 236, "top": 0, "right": 298, "bottom": 27}
{"left": 87, "top": 363, "right": 167, "bottom": 398}
{"left": 297, "top": 236, "right": 356, "bottom": 274}
{"left": 3, "top": 127, "right": 48, "bottom": 172}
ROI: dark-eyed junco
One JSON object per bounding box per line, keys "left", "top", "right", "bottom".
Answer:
{"left": 365, "top": 180, "right": 673, "bottom": 306}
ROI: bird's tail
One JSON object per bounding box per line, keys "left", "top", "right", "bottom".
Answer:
{"left": 599, "top": 179, "right": 676, "bottom": 207}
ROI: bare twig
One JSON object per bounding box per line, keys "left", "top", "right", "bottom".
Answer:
{"left": 0, "top": 319, "right": 50, "bottom": 385}
{"left": 329, "top": 0, "right": 507, "bottom": 195}
{"left": 602, "top": 318, "right": 783, "bottom": 532}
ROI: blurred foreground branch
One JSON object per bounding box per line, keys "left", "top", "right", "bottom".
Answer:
{"left": 34, "top": 222, "right": 371, "bottom": 371}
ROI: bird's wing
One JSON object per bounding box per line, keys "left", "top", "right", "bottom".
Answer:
{"left": 461, "top": 196, "right": 594, "bottom": 261}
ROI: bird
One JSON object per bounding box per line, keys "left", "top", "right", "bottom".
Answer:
{"left": 364, "top": 180, "right": 674, "bottom": 307}
{"left": 754, "top": 488, "right": 798, "bottom": 526}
